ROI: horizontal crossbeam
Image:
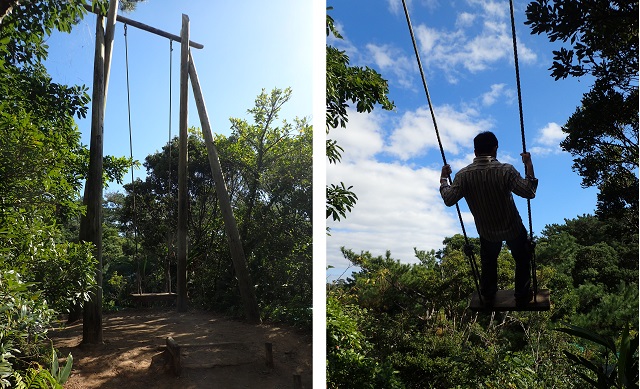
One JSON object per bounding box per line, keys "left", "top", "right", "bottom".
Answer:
{"left": 83, "top": 3, "right": 204, "bottom": 49}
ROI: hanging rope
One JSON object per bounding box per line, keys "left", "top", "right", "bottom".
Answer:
{"left": 166, "top": 39, "right": 174, "bottom": 294}
{"left": 400, "top": 0, "right": 483, "bottom": 303}
{"left": 168, "top": 40, "right": 173, "bottom": 187}
{"left": 124, "top": 24, "right": 141, "bottom": 295}
{"left": 508, "top": 0, "right": 538, "bottom": 299}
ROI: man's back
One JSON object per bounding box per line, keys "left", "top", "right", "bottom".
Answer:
{"left": 440, "top": 156, "right": 537, "bottom": 242}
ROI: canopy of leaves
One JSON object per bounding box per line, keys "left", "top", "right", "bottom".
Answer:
{"left": 525, "top": 0, "right": 639, "bottom": 225}
{"left": 0, "top": 0, "right": 92, "bottom": 70}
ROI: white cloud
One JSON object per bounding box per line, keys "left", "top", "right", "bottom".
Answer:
{"left": 468, "top": 0, "right": 508, "bottom": 19}
{"left": 449, "top": 152, "right": 476, "bottom": 171}
{"left": 538, "top": 122, "right": 565, "bottom": 145}
{"left": 327, "top": 158, "right": 462, "bottom": 271}
{"left": 367, "top": 44, "right": 396, "bottom": 69}
{"left": 482, "top": 84, "right": 504, "bottom": 106}
{"left": 387, "top": 0, "right": 405, "bottom": 14}
{"left": 326, "top": 20, "right": 359, "bottom": 60}
{"left": 366, "top": 44, "right": 416, "bottom": 89}
{"left": 328, "top": 108, "right": 386, "bottom": 162}
{"left": 516, "top": 41, "right": 538, "bottom": 63}
{"left": 421, "top": 0, "right": 441, "bottom": 11}
{"left": 412, "top": 0, "right": 537, "bottom": 81}
{"left": 326, "top": 109, "right": 478, "bottom": 277}
{"left": 481, "top": 83, "right": 515, "bottom": 106}
{"left": 456, "top": 12, "right": 476, "bottom": 28}
{"left": 387, "top": 0, "right": 439, "bottom": 15}
{"left": 531, "top": 122, "right": 565, "bottom": 155}
{"left": 386, "top": 104, "right": 493, "bottom": 160}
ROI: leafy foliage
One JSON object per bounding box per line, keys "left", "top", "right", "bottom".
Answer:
{"left": 525, "top": 0, "right": 639, "bottom": 224}
{"left": 328, "top": 213, "right": 637, "bottom": 387}
{"left": 556, "top": 322, "right": 638, "bottom": 388}
{"left": 113, "top": 89, "right": 312, "bottom": 327}
{"left": 326, "top": 183, "right": 357, "bottom": 221}
{"left": 0, "top": 270, "right": 73, "bottom": 389}
{"left": 0, "top": 0, "right": 130, "bottom": 380}
{"left": 327, "top": 295, "right": 403, "bottom": 388}
{"left": 0, "top": 0, "right": 91, "bottom": 70}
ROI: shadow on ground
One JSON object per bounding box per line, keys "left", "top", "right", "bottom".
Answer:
{"left": 51, "top": 308, "right": 312, "bottom": 389}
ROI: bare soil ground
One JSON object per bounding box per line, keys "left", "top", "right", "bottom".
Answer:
{"left": 50, "top": 308, "right": 312, "bottom": 389}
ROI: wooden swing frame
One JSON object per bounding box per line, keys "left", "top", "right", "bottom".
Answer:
{"left": 81, "top": 0, "right": 260, "bottom": 344}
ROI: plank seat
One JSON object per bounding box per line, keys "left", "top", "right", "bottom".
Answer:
{"left": 130, "top": 292, "right": 177, "bottom": 306}
{"left": 469, "top": 289, "right": 550, "bottom": 312}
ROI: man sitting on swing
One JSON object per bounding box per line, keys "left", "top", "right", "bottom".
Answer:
{"left": 439, "top": 131, "right": 537, "bottom": 307}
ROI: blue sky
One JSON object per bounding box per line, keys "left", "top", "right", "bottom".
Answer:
{"left": 45, "top": 1, "right": 315, "bottom": 192}
{"left": 326, "top": 0, "right": 599, "bottom": 280}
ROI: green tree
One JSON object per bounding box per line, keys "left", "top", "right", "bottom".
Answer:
{"left": 525, "top": 0, "right": 639, "bottom": 226}
{"left": 119, "top": 90, "right": 312, "bottom": 326}
{"left": 0, "top": 0, "right": 91, "bottom": 69}
{"left": 536, "top": 215, "right": 638, "bottom": 334}
{"left": 0, "top": 25, "right": 98, "bottom": 317}
{"left": 329, "top": 242, "right": 575, "bottom": 388}
{"left": 326, "top": 9, "right": 395, "bottom": 222}
{"left": 0, "top": 0, "right": 131, "bottom": 342}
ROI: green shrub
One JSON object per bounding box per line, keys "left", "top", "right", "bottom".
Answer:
{"left": 326, "top": 294, "right": 403, "bottom": 388}
{"left": 0, "top": 270, "right": 72, "bottom": 388}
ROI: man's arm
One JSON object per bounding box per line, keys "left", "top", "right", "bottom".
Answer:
{"left": 512, "top": 153, "right": 537, "bottom": 199}
{"left": 439, "top": 164, "right": 462, "bottom": 206}
{"left": 521, "top": 152, "right": 535, "bottom": 179}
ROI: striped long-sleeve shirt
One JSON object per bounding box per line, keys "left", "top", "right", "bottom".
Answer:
{"left": 440, "top": 156, "right": 538, "bottom": 242}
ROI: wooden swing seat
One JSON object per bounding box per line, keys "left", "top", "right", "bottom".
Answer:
{"left": 130, "top": 292, "right": 177, "bottom": 306}
{"left": 469, "top": 289, "right": 550, "bottom": 312}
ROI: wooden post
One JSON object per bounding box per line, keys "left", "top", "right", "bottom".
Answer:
{"left": 293, "top": 374, "right": 302, "bottom": 389}
{"left": 80, "top": 12, "right": 106, "bottom": 345}
{"left": 265, "top": 342, "right": 273, "bottom": 368}
{"left": 188, "top": 51, "right": 261, "bottom": 323}
{"left": 80, "top": 0, "right": 118, "bottom": 344}
{"left": 102, "top": 0, "right": 118, "bottom": 107}
{"left": 176, "top": 14, "right": 189, "bottom": 312}
{"left": 165, "top": 337, "right": 181, "bottom": 376}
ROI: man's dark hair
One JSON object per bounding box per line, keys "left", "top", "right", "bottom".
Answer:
{"left": 474, "top": 131, "right": 498, "bottom": 155}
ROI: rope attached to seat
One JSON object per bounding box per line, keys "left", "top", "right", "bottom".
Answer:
{"left": 166, "top": 39, "right": 173, "bottom": 294}
{"left": 124, "top": 24, "right": 141, "bottom": 295}
{"left": 508, "top": 0, "right": 538, "bottom": 299}
{"left": 400, "top": 0, "right": 483, "bottom": 303}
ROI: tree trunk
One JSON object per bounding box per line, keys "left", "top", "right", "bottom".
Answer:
{"left": 67, "top": 301, "right": 82, "bottom": 324}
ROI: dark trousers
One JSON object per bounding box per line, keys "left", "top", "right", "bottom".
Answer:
{"left": 479, "top": 226, "right": 531, "bottom": 299}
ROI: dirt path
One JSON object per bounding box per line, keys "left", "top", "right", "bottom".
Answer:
{"left": 50, "top": 308, "right": 312, "bottom": 388}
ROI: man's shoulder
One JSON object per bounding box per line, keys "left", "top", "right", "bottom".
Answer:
{"left": 489, "top": 159, "right": 517, "bottom": 171}
{"left": 457, "top": 163, "right": 475, "bottom": 175}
